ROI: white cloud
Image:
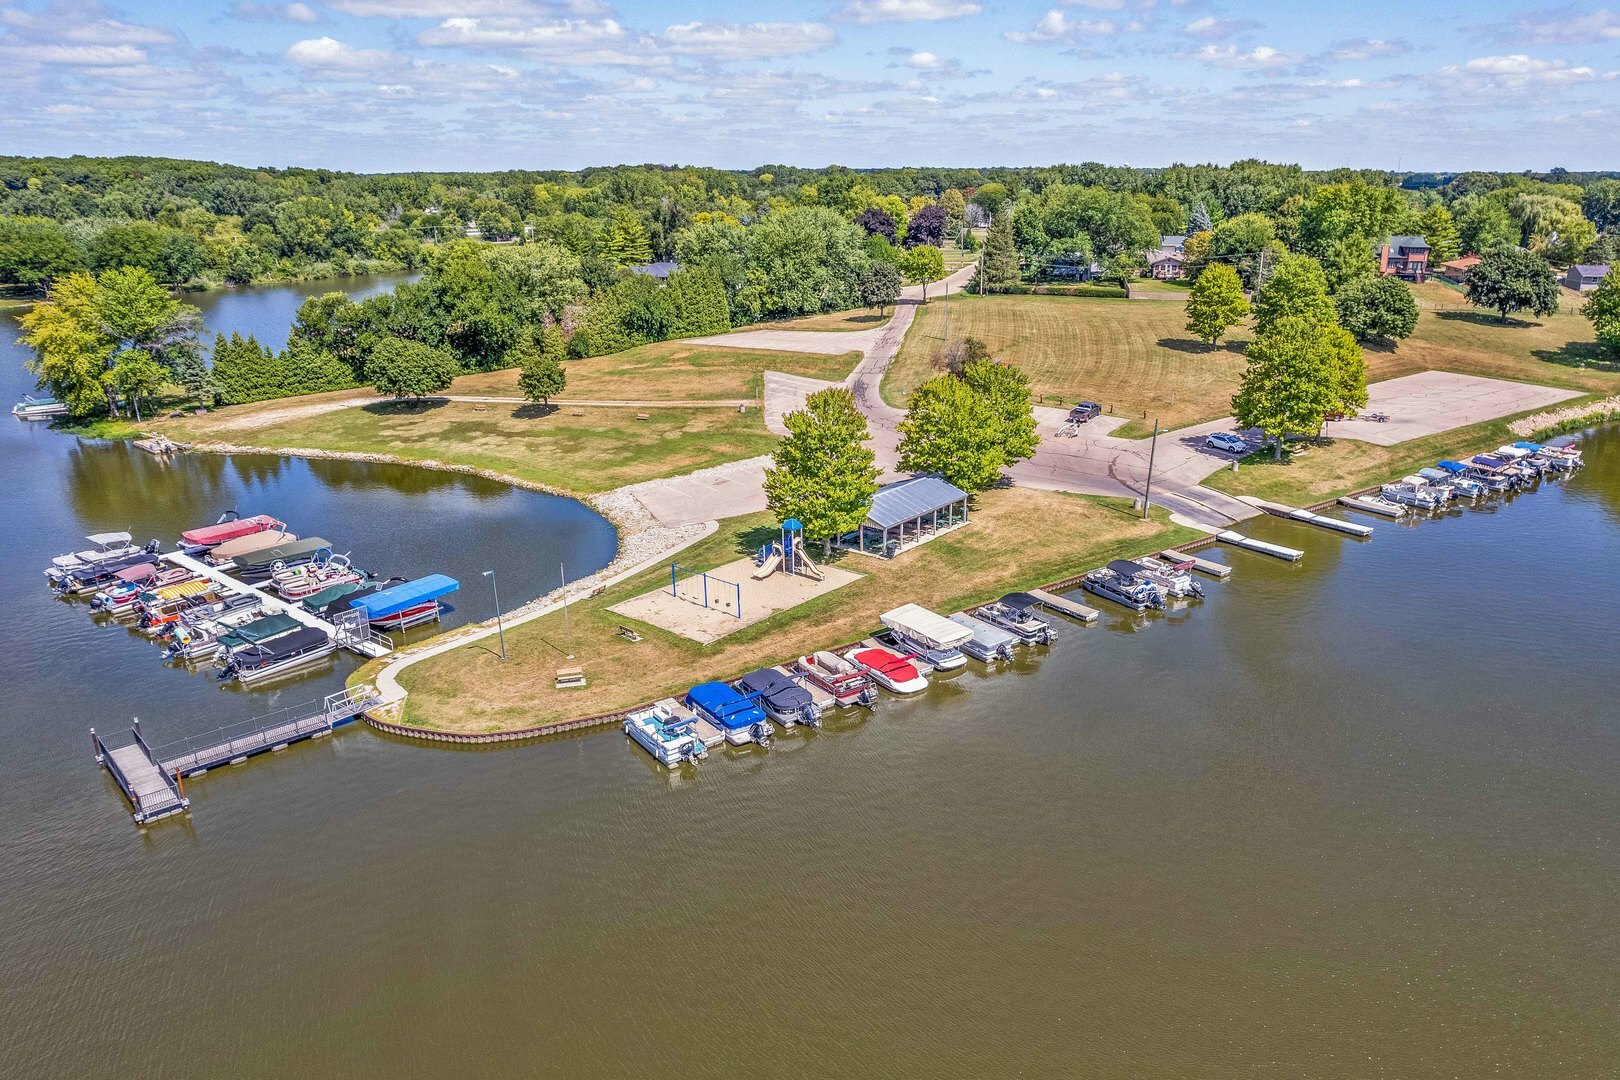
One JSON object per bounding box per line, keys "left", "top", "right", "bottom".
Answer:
{"left": 1484, "top": 8, "right": 1620, "bottom": 45}
{"left": 1185, "top": 43, "right": 1305, "bottom": 70}
{"left": 0, "top": 6, "right": 173, "bottom": 46}
{"left": 285, "top": 36, "right": 402, "bottom": 71}
{"left": 1437, "top": 54, "right": 1616, "bottom": 89}
{"left": 325, "top": 0, "right": 568, "bottom": 15}
{"left": 832, "top": 0, "right": 982, "bottom": 25}
{"left": 906, "top": 50, "right": 944, "bottom": 68}
{"left": 1007, "top": 9, "right": 1144, "bottom": 42}
{"left": 417, "top": 16, "right": 655, "bottom": 64}
{"left": 230, "top": 1, "right": 320, "bottom": 22}
{"left": 0, "top": 43, "right": 149, "bottom": 65}
{"left": 1180, "top": 16, "right": 1260, "bottom": 40}
{"left": 659, "top": 22, "right": 837, "bottom": 60}
{"left": 1328, "top": 38, "right": 1411, "bottom": 61}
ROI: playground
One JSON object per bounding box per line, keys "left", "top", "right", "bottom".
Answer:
{"left": 608, "top": 520, "right": 862, "bottom": 644}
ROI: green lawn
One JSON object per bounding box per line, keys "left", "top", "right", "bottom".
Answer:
{"left": 739, "top": 309, "right": 889, "bottom": 332}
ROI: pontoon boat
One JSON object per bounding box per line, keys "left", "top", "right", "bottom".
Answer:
{"left": 736, "top": 668, "right": 822, "bottom": 728}
{"left": 217, "top": 626, "right": 337, "bottom": 684}
{"left": 179, "top": 513, "right": 286, "bottom": 553}
{"left": 685, "top": 681, "right": 773, "bottom": 745}
{"left": 46, "top": 531, "right": 150, "bottom": 582}
{"left": 1134, "top": 557, "right": 1206, "bottom": 599}
{"left": 623, "top": 702, "right": 709, "bottom": 766}
{"left": 348, "top": 574, "right": 458, "bottom": 630}
{"left": 12, "top": 394, "right": 69, "bottom": 419}
{"left": 1082, "top": 564, "right": 1165, "bottom": 611}
{"left": 793, "top": 651, "right": 878, "bottom": 708}
{"left": 972, "top": 592, "right": 1058, "bottom": 644}
{"left": 206, "top": 528, "right": 299, "bottom": 566}
{"left": 1381, "top": 476, "right": 1451, "bottom": 509}
{"left": 947, "top": 612, "right": 1017, "bottom": 662}
{"left": 878, "top": 604, "right": 972, "bottom": 670}
{"left": 231, "top": 537, "right": 333, "bottom": 581}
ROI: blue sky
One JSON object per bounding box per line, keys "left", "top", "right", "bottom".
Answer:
{"left": 1, "top": 0, "right": 1617, "bottom": 173}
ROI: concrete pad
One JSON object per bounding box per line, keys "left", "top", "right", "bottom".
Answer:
{"left": 1321, "top": 371, "right": 1580, "bottom": 446}
{"left": 763, "top": 371, "right": 840, "bottom": 436}
{"left": 623, "top": 457, "right": 771, "bottom": 526}
{"left": 688, "top": 328, "right": 884, "bottom": 355}
{"left": 609, "top": 555, "right": 862, "bottom": 644}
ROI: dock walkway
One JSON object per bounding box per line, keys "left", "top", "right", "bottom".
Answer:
{"left": 1214, "top": 531, "right": 1305, "bottom": 562}
{"left": 162, "top": 550, "right": 392, "bottom": 659}
{"left": 1242, "top": 498, "right": 1374, "bottom": 538}
{"left": 1027, "top": 589, "right": 1100, "bottom": 624}
{"left": 94, "top": 686, "right": 380, "bottom": 824}
{"left": 1159, "top": 550, "right": 1232, "bottom": 578}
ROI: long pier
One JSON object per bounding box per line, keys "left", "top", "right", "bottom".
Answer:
{"left": 94, "top": 685, "right": 381, "bottom": 824}
{"left": 1158, "top": 549, "right": 1232, "bottom": 578}
{"left": 1214, "top": 530, "right": 1305, "bottom": 562}
{"left": 1027, "top": 589, "right": 1100, "bottom": 623}
{"left": 1244, "top": 498, "right": 1374, "bottom": 538}
{"left": 161, "top": 550, "right": 392, "bottom": 659}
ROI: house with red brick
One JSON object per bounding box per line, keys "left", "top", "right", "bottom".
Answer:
{"left": 1439, "top": 255, "right": 1479, "bottom": 284}
{"left": 1379, "top": 235, "right": 1430, "bottom": 283}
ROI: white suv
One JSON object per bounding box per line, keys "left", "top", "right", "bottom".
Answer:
{"left": 1205, "top": 432, "right": 1249, "bottom": 454}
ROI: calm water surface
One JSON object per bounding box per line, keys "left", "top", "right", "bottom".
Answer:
{"left": 4, "top": 284, "right": 1619, "bottom": 1076}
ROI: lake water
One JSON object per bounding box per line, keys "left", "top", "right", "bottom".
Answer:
{"left": 5, "top": 281, "right": 1620, "bottom": 1076}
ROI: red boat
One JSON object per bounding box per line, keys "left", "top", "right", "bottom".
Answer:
{"left": 844, "top": 646, "right": 929, "bottom": 694}
{"left": 180, "top": 514, "right": 285, "bottom": 552}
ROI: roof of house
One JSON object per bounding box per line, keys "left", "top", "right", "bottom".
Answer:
{"left": 1571, "top": 264, "right": 1611, "bottom": 277}
{"left": 864, "top": 475, "right": 969, "bottom": 530}
{"left": 630, "top": 260, "right": 679, "bottom": 279}
{"left": 1149, "top": 249, "right": 1185, "bottom": 264}
{"left": 1388, "top": 235, "right": 1429, "bottom": 253}
{"left": 1441, "top": 256, "right": 1481, "bottom": 269}
{"left": 1160, "top": 234, "right": 1187, "bottom": 247}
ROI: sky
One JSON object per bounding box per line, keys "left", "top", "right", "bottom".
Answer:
{"left": 0, "top": 0, "right": 1617, "bottom": 174}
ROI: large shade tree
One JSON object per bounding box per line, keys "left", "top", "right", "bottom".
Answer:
{"left": 763, "top": 388, "right": 879, "bottom": 556}
{"left": 1465, "top": 247, "right": 1560, "bottom": 322}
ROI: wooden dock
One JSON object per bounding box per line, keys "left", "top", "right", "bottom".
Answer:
{"left": 1027, "top": 588, "right": 1100, "bottom": 624}
{"left": 1246, "top": 499, "right": 1374, "bottom": 538}
{"left": 1214, "top": 530, "right": 1305, "bottom": 562}
{"left": 161, "top": 550, "right": 393, "bottom": 659}
{"left": 1158, "top": 550, "right": 1232, "bottom": 578}
{"left": 94, "top": 686, "right": 380, "bottom": 824}
{"left": 1338, "top": 495, "right": 1406, "bottom": 518}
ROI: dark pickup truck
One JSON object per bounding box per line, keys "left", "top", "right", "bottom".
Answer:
{"left": 1068, "top": 401, "right": 1102, "bottom": 422}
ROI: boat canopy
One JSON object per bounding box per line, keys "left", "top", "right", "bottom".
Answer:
{"left": 113, "top": 562, "right": 159, "bottom": 583}
{"left": 1000, "top": 592, "right": 1043, "bottom": 611}
{"left": 737, "top": 669, "right": 812, "bottom": 710}
{"left": 852, "top": 648, "right": 916, "bottom": 679}
{"left": 687, "top": 681, "right": 767, "bottom": 728}
{"left": 299, "top": 580, "right": 368, "bottom": 612}
{"left": 1108, "top": 559, "right": 1149, "bottom": 578}
{"left": 235, "top": 537, "right": 332, "bottom": 571}
{"left": 86, "top": 531, "right": 134, "bottom": 547}
{"left": 317, "top": 583, "right": 377, "bottom": 617}
{"left": 181, "top": 514, "right": 281, "bottom": 548}
{"left": 349, "top": 575, "right": 459, "bottom": 619}
{"left": 218, "top": 613, "right": 302, "bottom": 649}
{"left": 1418, "top": 467, "right": 1450, "bottom": 483}
{"left": 236, "top": 626, "right": 329, "bottom": 662}
{"left": 951, "top": 612, "right": 1017, "bottom": 649}
{"left": 880, "top": 603, "right": 973, "bottom": 650}
{"left": 1436, "top": 460, "right": 1467, "bottom": 473}
{"left": 210, "top": 530, "right": 298, "bottom": 561}
{"left": 1512, "top": 441, "right": 1545, "bottom": 452}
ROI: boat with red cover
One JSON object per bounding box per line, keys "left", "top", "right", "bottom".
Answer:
{"left": 179, "top": 513, "right": 286, "bottom": 553}
{"left": 844, "top": 646, "right": 928, "bottom": 694}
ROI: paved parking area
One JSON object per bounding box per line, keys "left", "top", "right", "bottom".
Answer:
{"left": 624, "top": 456, "right": 770, "bottom": 526}
{"left": 1321, "top": 371, "right": 1580, "bottom": 446}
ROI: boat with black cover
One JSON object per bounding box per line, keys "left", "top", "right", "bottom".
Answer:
{"left": 217, "top": 626, "right": 337, "bottom": 684}
{"left": 1082, "top": 563, "right": 1165, "bottom": 612}
{"left": 972, "top": 592, "right": 1058, "bottom": 644}
{"left": 735, "top": 668, "right": 822, "bottom": 728}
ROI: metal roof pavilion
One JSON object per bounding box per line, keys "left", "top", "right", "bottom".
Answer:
{"left": 863, "top": 475, "right": 970, "bottom": 530}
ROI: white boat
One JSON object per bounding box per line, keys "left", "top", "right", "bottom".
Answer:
{"left": 1131, "top": 557, "right": 1205, "bottom": 599}
{"left": 878, "top": 603, "right": 972, "bottom": 670}
{"left": 1420, "top": 466, "right": 1484, "bottom": 499}
{"left": 272, "top": 553, "right": 363, "bottom": 600}
{"left": 971, "top": 593, "right": 1057, "bottom": 644}
{"left": 947, "top": 613, "right": 1017, "bottom": 663}
{"left": 46, "top": 531, "right": 145, "bottom": 581}
{"left": 844, "top": 646, "right": 929, "bottom": 694}
{"left": 793, "top": 651, "right": 878, "bottom": 708}
{"left": 12, "top": 394, "right": 68, "bottom": 419}
{"left": 623, "top": 703, "right": 708, "bottom": 767}
{"left": 217, "top": 626, "right": 337, "bottom": 684}
{"left": 1380, "top": 476, "right": 1450, "bottom": 509}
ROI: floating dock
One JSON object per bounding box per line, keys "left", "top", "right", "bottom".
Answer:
{"left": 94, "top": 685, "right": 380, "bottom": 824}
{"left": 161, "top": 550, "right": 393, "bottom": 659}
{"left": 774, "top": 664, "right": 838, "bottom": 710}
{"left": 1158, "top": 550, "right": 1232, "bottom": 578}
{"left": 1247, "top": 499, "right": 1373, "bottom": 538}
{"left": 1214, "top": 530, "right": 1305, "bottom": 562}
{"left": 1338, "top": 495, "right": 1406, "bottom": 518}
{"left": 1026, "top": 588, "right": 1100, "bottom": 624}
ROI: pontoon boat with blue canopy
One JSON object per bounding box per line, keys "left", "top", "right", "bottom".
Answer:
{"left": 349, "top": 574, "right": 459, "bottom": 630}
{"left": 685, "top": 681, "right": 773, "bottom": 746}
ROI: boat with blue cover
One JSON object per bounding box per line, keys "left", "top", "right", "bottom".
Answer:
{"left": 685, "top": 681, "right": 773, "bottom": 746}
{"left": 623, "top": 702, "right": 709, "bottom": 767}
{"left": 735, "top": 668, "right": 822, "bottom": 728}
{"left": 1439, "top": 458, "right": 1511, "bottom": 492}
{"left": 349, "top": 574, "right": 459, "bottom": 630}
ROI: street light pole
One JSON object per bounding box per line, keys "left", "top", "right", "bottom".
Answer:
{"left": 482, "top": 570, "right": 506, "bottom": 660}
{"left": 560, "top": 562, "right": 574, "bottom": 660}
{"left": 1142, "top": 418, "right": 1160, "bottom": 519}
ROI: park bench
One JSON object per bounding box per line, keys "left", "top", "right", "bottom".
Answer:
{"left": 555, "top": 665, "right": 587, "bottom": 689}
{"left": 617, "top": 624, "right": 642, "bottom": 642}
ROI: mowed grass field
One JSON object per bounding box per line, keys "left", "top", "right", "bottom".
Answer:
{"left": 387, "top": 488, "right": 1202, "bottom": 733}
{"left": 174, "top": 400, "right": 780, "bottom": 494}
{"left": 885, "top": 293, "right": 1250, "bottom": 432}
{"left": 886, "top": 285, "right": 1616, "bottom": 436}
{"left": 739, "top": 308, "right": 889, "bottom": 332}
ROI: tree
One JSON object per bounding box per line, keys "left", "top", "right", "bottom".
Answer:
{"left": 858, "top": 262, "right": 902, "bottom": 315}
{"left": 0, "top": 215, "right": 84, "bottom": 292}
{"left": 1419, "top": 205, "right": 1462, "bottom": 263}
{"left": 17, "top": 272, "right": 113, "bottom": 416}
{"left": 1208, "top": 212, "right": 1284, "bottom": 288}
{"left": 899, "top": 245, "right": 944, "bottom": 298}
{"left": 1465, "top": 247, "right": 1560, "bottom": 322}
{"left": 516, "top": 334, "right": 567, "bottom": 404}
{"left": 168, "top": 337, "right": 216, "bottom": 407}
{"left": 367, "top": 336, "right": 458, "bottom": 402}
{"left": 1319, "top": 235, "right": 1378, "bottom": 295}
{"left": 211, "top": 333, "right": 284, "bottom": 406}
{"left": 1325, "top": 324, "right": 1369, "bottom": 417}
{"left": 734, "top": 206, "right": 869, "bottom": 320}
{"left": 1187, "top": 202, "right": 1214, "bottom": 235}
{"left": 981, "top": 210, "right": 1020, "bottom": 292}
{"left": 602, "top": 209, "right": 653, "bottom": 266}
{"left": 1184, "top": 263, "right": 1250, "bottom": 346}
{"left": 108, "top": 349, "right": 167, "bottom": 421}
{"left": 1582, "top": 269, "right": 1620, "bottom": 357}
{"left": 1582, "top": 179, "right": 1620, "bottom": 233}
{"left": 960, "top": 357, "right": 1040, "bottom": 466}
{"left": 1180, "top": 230, "right": 1213, "bottom": 279}
{"left": 1232, "top": 315, "right": 1342, "bottom": 460}
{"left": 664, "top": 266, "right": 731, "bottom": 337}
{"left": 1252, "top": 254, "right": 1336, "bottom": 334}
{"left": 1295, "top": 182, "right": 1412, "bottom": 257}
{"left": 897, "top": 375, "right": 1005, "bottom": 491}
{"left": 763, "top": 387, "right": 879, "bottom": 556}
{"left": 906, "top": 204, "right": 947, "bottom": 249}
{"left": 854, "top": 207, "right": 897, "bottom": 243}
{"left": 970, "top": 182, "right": 1009, "bottom": 220}
{"left": 1334, "top": 276, "right": 1419, "bottom": 341}
{"left": 1454, "top": 195, "right": 1518, "bottom": 254}
{"left": 940, "top": 188, "right": 967, "bottom": 236}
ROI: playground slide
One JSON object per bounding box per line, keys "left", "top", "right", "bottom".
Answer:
{"left": 752, "top": 554, "right": 781, "bottom": 579}
{"left": 795, "top": 551, "right": 826, "bottom": 581}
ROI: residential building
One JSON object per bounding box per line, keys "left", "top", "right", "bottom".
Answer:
{"left": 1159, "top": 234, "right": 1187, "bottom": 254}
{"left": 1439, "top": 255, "right": 1479, "bottom": 284}
{"left": 630, "top": 261, "right": 679, "bottom": 281}
{"left": 1379, "top": 236, "right": 1430, "bottom": 283}
{"left": 1564, "top": 264, "right": 1611, "bottom": 292}
{"left": 1146, "top": 249, "right": 1185, "bottom": 279}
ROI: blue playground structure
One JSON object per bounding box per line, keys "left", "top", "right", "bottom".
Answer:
{"left": 753, "top": 519, "right": 825, "bottom": 582}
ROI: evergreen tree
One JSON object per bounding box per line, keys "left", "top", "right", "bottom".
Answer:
{"left": 897, "top": 375, "right": 1004, "bottom": 490}
{"left": 1334, "top": 276, "right": 1419, "bottom": 341}
{"left": 1184, "top": 263, "right": 1250, "bottom": 346}
{"left": 763, "top": 387, "right": 879, "bottom": 556}
{"left": 1252, "top": 254, "right": 1336, "bottom": 334}
{"left": 1419, "top": 205, "right": 1462, "bottom": 264}
{"left": 664, "top": 266, "right": 731, "bottom": 336}
{"left": 960, "top": 357, "right": 1040, "bottom": 465}
{"left": 602, "top": 210, "right": 653, "bottom": 267}
{"left": 1582, "top": 269, "right": 1620, "bottom": 357}
{"left": 981, "top": 210, "right": 1020, "bottom": 292}
{"left": 1232, "top": 315, "right": 1342, "bottom": 460}
{"left": 1466, "top": 247, "right": 1560, "bottom": 322}
{"left": 211, "top": 332, "right": 286, "bottom": 406}
{"left": 858, "top": 262, "right": 903, "bottom": 314}
{"left": 169, "top": 337, "right": 216, "bottom": 407}
{"left": 1187, "top": 202, "right": 1214, "bottom": 235}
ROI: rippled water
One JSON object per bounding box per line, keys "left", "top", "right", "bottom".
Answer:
{"left": 5, "top": 282, "right": 1620, "bottom": 1076}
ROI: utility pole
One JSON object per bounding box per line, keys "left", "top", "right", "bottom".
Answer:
{"left": 1142, "top": 418, "right": 1160, "bottom": 519}
{"left": 560, "top": 562, "right": 574, "bottom": 660}
{"left": 482, "top": 570, "right": 506, "bottom": 660}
